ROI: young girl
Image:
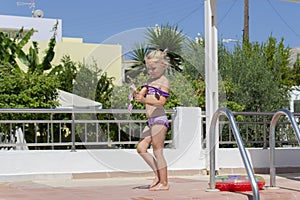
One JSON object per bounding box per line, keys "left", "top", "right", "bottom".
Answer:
{"left": 134, "top": 49, "right": 170, "bottom": 191}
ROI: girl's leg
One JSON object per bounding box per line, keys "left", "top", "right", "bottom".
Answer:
{"left": 136, "top": 127, "right": 159, "bottom": 188}
{"left": 149, "top": 124, "right": 169, "bottom": 191}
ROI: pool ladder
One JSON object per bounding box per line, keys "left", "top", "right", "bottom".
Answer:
{"left": 207, "top": 108, "right": 260, "bottom": 200}
{"left": 207, "top": 108, "right": 300, "bottom": 200}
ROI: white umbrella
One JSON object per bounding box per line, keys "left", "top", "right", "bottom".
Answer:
{"left": 57, "top": 89, "right": 102, "bottom": 109}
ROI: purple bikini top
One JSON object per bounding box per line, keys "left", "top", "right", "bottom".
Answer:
{"left": 142, "top": 84, "right": 170, "bottom": 98}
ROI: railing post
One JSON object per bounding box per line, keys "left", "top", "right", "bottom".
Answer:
{"left": 263, "top": 116, "right": 267, "bottom": 149}
{"left": 171, "top": 109, "right": 176, "bottom": 148}
{"left": 51, "top": 113, "right": 54, "bottom": 150}
{"left": 71, "top": 112, "right": 76, "bottom": 152}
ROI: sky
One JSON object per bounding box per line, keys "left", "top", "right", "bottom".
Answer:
{"left": 0, "top": 0, "right": 300, "bottom": 48}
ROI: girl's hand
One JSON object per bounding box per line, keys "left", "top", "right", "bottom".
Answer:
{"left": 134, "top": 91, "right": 145, "bottom": 104}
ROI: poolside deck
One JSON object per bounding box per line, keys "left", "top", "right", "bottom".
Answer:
{"left": 0, "top": 172, "right": 299, "bottom": 200}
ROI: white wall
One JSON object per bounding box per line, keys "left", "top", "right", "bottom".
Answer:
{"left": 219, "top": 148, "right": 300, "bottom": 169}
{"left": 0, "top": 15, "right": 62, "bottom": 41}
{"left": 0, "top": 107, "right": 204, "bottom": 180}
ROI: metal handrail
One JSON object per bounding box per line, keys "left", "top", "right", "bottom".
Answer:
{"left": 269, "top": 109, "right": 300, "bottom": 187}
{"left": 208, "top": 108, "right": 260, "bottom": 200}
{"left": 0, "top": 108, "right": 147, "bottom": 114}
{"left": 203, "top": 111, "right": 300, "bottom": 148}
{"left": 0, "top": 108, "right": 176, "bottom": 150}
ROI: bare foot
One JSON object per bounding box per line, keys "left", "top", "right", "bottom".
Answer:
{"left": 149, "top": 177, "right": 159, "bottom": 188}
{"left": 149, "top": 183, "right": 169, "bottom": 191}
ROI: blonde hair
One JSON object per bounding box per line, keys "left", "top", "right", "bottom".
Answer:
{"left": 145, "top": 49, "right": 170, "bottom": 66}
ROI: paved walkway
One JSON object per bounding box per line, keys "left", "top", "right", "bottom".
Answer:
{"left": 0, "top": 173, "right": 300, "bottom": 200}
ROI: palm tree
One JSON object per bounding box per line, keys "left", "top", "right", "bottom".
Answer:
{"left": 20, "top": 22, "right": 59, "bottom": 75}
{"left": 126, "top": 24, "right": 187, "bottom": 75}
{"left": 147, "top": 24, "right": 188, "bottom": 72}
{"left": 125, "top": 44, "right": 149, "bottom": 81}
{"left": 0, "top": 28, "right": 34, "bottom": 74}
{"left": 146, "top": 24, "right": 186, "bottom": 54}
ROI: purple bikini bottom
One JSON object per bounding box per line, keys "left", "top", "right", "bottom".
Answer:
{"left": 147, "top": 115, "right": 169, "bottom": 129}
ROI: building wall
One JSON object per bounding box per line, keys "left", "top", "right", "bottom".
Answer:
{"left": 0, "top": 14, "right": 62, "bottom": 41}
{"left": 0, "top": 14, "right": 122, "bottom": 84}
{"left": 20, "top": 38, "right": 122, "bottom": 83}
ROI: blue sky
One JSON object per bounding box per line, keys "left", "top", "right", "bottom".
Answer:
{"left": 0, "top": 0, "right": 300, "bottom": 48}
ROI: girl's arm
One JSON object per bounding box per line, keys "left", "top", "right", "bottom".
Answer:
{"left": 135, "top": 86, "right": 169, "bottom": 106}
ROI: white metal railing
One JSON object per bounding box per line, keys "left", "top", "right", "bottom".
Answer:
{"left": 1, "top": 108, "right": 299, "bottom": 151}
{"left": 0, "top": 108, "right": 176, "bottom": 151}
{"left": 202, "top": 111, "right": 300, "bottom": 148}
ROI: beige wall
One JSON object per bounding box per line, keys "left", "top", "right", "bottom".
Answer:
{"left": 20, "top": 37, "right": 122, "bottom": 84}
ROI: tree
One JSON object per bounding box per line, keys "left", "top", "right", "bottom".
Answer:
{"left": 19, "top": 23, "right": 58, "bottom": 75}
{"left": 218, "top": 36, "right": 291, "bottom": 112}
{"left": 0, "top": 26, "right": 60, "bottom": 109}
{"left": 95, "top": 71, "right": 115, "bottom": 109}
{"left": 0, "top": 70, "right": 59, "bottom": 108}
{"left": 0, "top": 28, "right": 34, "bottom": 74}
{"left": 49, "top": 55, "right": 77, "bottom": 93}
{"left": 0, "top": 26, "right": 61, "bottom": 147}
{"left": 262, "top": 37, "right": 291, "bottom": 87}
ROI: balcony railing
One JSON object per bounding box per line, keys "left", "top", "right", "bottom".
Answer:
{"left": 0, "top": 108, "right": 176, "bottom": 150}
{"left": 206, "top": 111, "right": 300, "bottom": 148}
{"left": 0, "top": 108, "right": 299, "bottom": 150}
